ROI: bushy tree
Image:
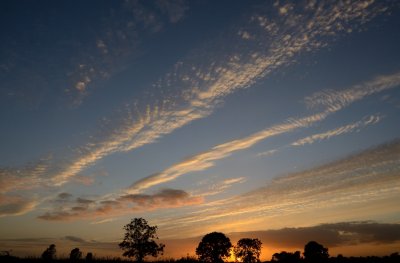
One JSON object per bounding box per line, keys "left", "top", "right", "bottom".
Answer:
{"left": 86, "top": 252, "right": 94, "bottom": 261}
{"left": 41, "top": 244, "right": 56, "bottom": 260}
{"left": 234, "top": 238, "right": 262, "bottom": 263}
{"left": 70, "top": 248, "right": 82, "bottom": 261}
{"left": 119, "top": 218, "right": 165, "bottom": 262}
{"left": 196, "top": 232, "right": 232, "bottom": 263}
{"left": 303, "top": 241, "right": 329, "bottom": 263}
{"left": 272, "top": 251, "right": 301, "bottom": 263}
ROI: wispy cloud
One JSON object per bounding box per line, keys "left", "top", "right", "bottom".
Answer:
{"left": 67, "top": 0, "right": 189, "bottom": 105}
{"left": 154, "top": 140, "right": 400, "bottom": 238}
{"left": 0, "top": 194, "right": 38, "bottom": 217}
{"left": 257, "top": 149, "right": 280, "bottom": 157}
{"left": 0, "top": 157, "right": 51, "bottom": 193}
{"left": 194, "top": 177, "right": 247, "bottom": 197}
{"left": 1, "top": 1, "right": 397, "bottom": 218}
{"left": 49, "top": 0, "right": 395, "bottom": 187}
{"left": 90, "top": 218, "right": 116, "bottom": 225}
{"left": 155, "top": 0, "right": 188, "bottom": 23}
{"left": 64, "top": 235, "right": 87, "bottom": 243}
{"left": 291, "top": 114, "right": 383, "bottom": 146}
{"left": 127, "top": 72, "right": 400, "bottom": 193}
{"left": 257, "top": 113, "right": 381, "bottom": 156}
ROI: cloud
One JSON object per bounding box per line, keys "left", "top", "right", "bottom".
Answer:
{"left": 0, "top": 157, "right": 50, "bottom": 194}
{"left": 1, "top": 1, "right": 397, "bottom": 222}
{"left": 155, "top": 0, "right": 188, "bottom": 23}
{"left": 57, "top": 192, "right": 72, "bottom": 199}
{"left": 230, "top": 221, "right": 400, "bottom": 248}
{"left": 67, "top": 0, "right": 189, "bottom": 106}
{"left": 37, "top": 188, "right": 202, "bottom": 221}
{"left": 305, "top": 74, "right": 400, "bottom": 111}
{"left": 127, "top": 72, "right": 400, "bottom": 193}
{"left": 257, "top": 113, "right": 384, "bottom": 158}
{"left": 0, "top": 194, "right": 38, "bottom": 217}
{"left": 195, "top": 177, "right": 247, "bottom": 197}
{"left": 118, "top": 188, "right": 203, "bottom": 209}
{"left": 222, "top": 177, "right": 247, "bottom": 185}
{"left": 153, "top": 140, "right": 400, "bottom": 238}
{"left": 257, "top": 148, "right": 280, "bottom": 157}
{"left": 64, "top": 235, "right": 87, "bottom": 243}
{"left": 125, "top": 111, "right": 328, "bottom": 193}
{"left": 48, "top": 0, "right": 395, "bottom": 188}
{"left": 76, "top": 198, "right": 95, "bottom": 204}
{"left": 71, "top": 175, "right": 95, "bottom": 186}
{"left": 38, "top": 211, "right": 73, "bottom": 221}
{"left": 90, "top": 218, "right": 116, "bottom": 225}
{"left": 158, "top": 221, "right": 400, "bottom": 260}
{"left": 291, "top": 114, "right": 383, "bottom": 146}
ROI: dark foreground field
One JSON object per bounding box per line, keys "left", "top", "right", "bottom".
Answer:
{"left": 1, "top": 254, "right": 400, "bottom": 263}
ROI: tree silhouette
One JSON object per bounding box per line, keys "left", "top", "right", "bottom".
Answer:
{"left": 86, "top": 252, "right": 93, "bottom": 261}
{"left": 41, "top": 244, "right": 56, "bottom": 260}
{"left": 234, "top": 238, "right": 262, "bottom": 263}
{"left": 196, "top": 232, "right": 232, "bottom": 263}
{"left": 272, "top": 251, "right": 301, "bottom": 263}
{"left": 70, "top": 248, "right": 82, "bottom": 261}
{"left": 119, "top": 218, "right": 165, "bottom": 262}
{"left": 303, "top": 241, "right": 329, "bottom": 263}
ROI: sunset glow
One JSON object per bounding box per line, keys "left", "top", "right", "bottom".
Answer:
{"left": 1, "top": 0, "right": 400, "bottom": 261}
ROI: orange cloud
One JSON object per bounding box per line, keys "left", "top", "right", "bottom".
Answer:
{"left": 37, "top": 188, "right": 203, "bottom": 221}
{"left": 0, "top": 194, "right": 38, "bottom": 217}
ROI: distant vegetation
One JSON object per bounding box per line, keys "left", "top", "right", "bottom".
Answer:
{"left": 1, "top": 218, "right": 399, "bottom": 263}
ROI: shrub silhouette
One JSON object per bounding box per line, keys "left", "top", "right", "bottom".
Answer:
{"left": 41, "top": 244, "right": 56, "bottom": 260}
{"left": 196, "top": 232, "right": 232, "bottom": 263}
{"left": 119, "top": 217, "right": 165, "bottom": 262}
{"left": 70, "top": 248, "right": 82, "bottom": 261}
{"left": 234, "top": 238, "right": 262, "bottom": 263}
{"left": 303, "top": 241, "right": 329, "bottom": 263}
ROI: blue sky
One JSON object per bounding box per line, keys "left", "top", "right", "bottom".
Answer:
{"left": 1, "top": 0, "right": 400, "bottom": 260}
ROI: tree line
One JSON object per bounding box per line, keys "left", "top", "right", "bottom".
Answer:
{"left": 118, "top": 218, "right": 336, "bottom": 263}
{"left": 2, "top": 218, "right": 399, "bottom": 263}
{"left": 110, "top": 218, "right": 400, "bottom": 263}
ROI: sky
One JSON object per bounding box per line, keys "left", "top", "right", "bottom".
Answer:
{"left": 1, "top": 0, "right": 400, "bottom": 260}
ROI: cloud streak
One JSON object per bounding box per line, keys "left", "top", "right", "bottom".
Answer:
{"left": 0, "top": 194, "right": 38, "bottom": 217}
{"left": 257, "top": 114, "right": 383, "bottom": 157}
{"left": 47, "top": 0, "right": 394, "bottom": 188}
{"left": 0, "top": 157, "right": 51, "bottom": 194}
{"left": 291, "top": 114, "right": 383, "bottom": 146}
{"left": 127, "top": 72, "right": 400, "bottom": 193}
{"left": 194, "top": 177, "right": 247, "bottom": 197}
{"left": 153, "top": 139, "right": 400, "bottom": 238}
{"left": 1, "top": 1, "right": 397, "bottom": 219}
